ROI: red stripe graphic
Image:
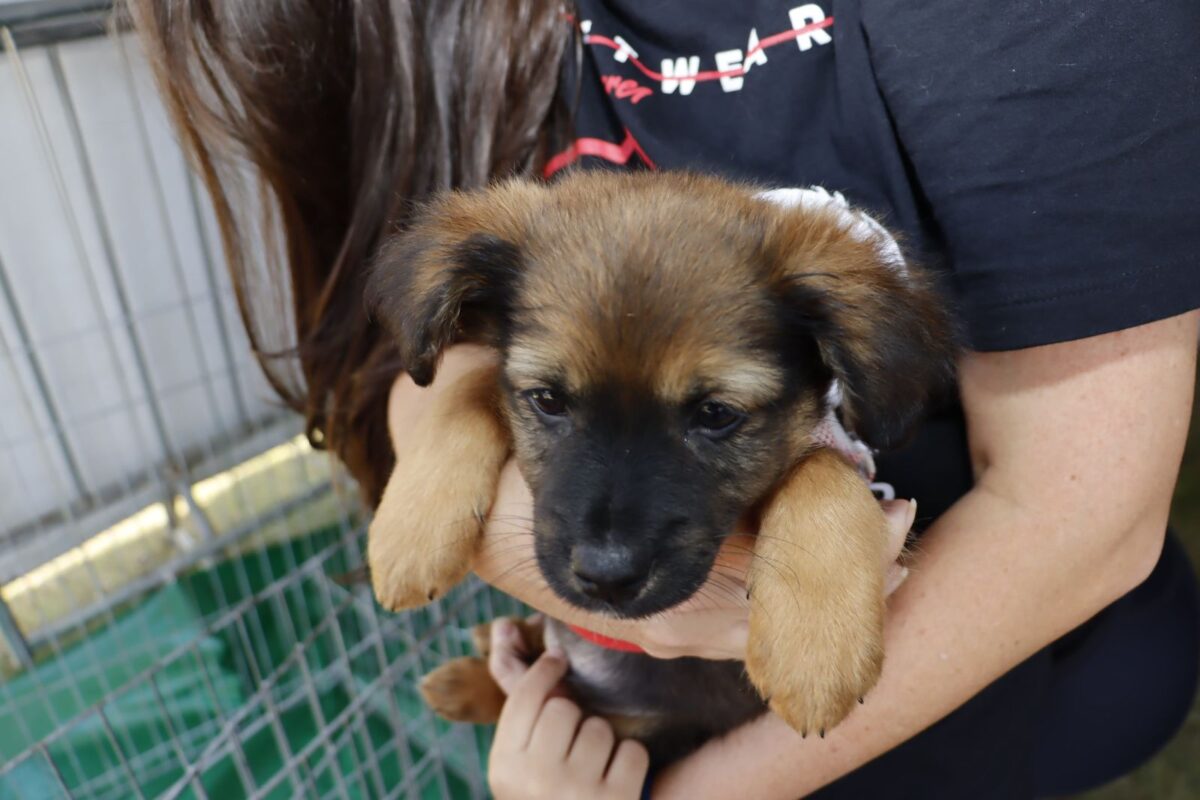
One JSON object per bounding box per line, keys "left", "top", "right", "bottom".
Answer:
{"left": 543, "top": 128, "right": 657, "bottom": 177}
{"left": 585, "top": 18, "right": 834, "bottom": 85}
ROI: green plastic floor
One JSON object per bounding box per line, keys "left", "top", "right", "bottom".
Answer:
{"left": 0, "top": 525, "right": 503, "bottom": 800}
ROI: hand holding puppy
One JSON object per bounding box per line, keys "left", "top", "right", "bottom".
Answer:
{"left": 487, "top": 621, "right": 650, "bottom": 800}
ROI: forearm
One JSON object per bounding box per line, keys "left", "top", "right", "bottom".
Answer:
{"left": 651, "top": 483, "right": 1166, "bottom": 798}
{"left": 653, "top": 312, "right": 1198, "bottom": 797}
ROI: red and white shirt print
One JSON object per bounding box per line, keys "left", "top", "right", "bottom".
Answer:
{"left": 547, "top": 3, "right": 836, "bottom": 177}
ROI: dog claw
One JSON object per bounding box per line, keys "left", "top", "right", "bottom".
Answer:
{"left": 427, "top": 589, "right": 438, "bottom": 601}
{"left": 858, "top": 696, "right": 864, "bottom": 704}
{"left": 819, "top": 728, "right": 825, "bottom": 739}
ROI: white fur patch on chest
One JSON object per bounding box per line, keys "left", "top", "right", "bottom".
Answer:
{"left": 547, "top": 623, "right": 638, "bottom": 700}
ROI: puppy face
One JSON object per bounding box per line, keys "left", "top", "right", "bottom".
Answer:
{"left": 369, "top": 172, "right": 956, "bottom": 618}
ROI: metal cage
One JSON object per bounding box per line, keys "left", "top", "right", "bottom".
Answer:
{"left": 0, "top": 3, "right": 507, "bottom": 797}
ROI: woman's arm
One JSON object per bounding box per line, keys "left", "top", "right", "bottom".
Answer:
{"left": 384, "top": 310, "right": 1195, "bottom": 794}
{"left": 648, "top": 311, "right": 1198, "bottom": 798}
{"left": 387, "top": 345, "right": 911, "bottom": 660}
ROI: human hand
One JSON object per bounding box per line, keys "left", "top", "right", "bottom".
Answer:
{"left": 476, "top": 460, "right": 916, "bottom": 661}
{"left": 486, "top": 619, "right": 650, "bottom": 800}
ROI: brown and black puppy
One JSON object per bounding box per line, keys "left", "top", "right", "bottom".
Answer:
{"left": 366, "top": 171, "right": 957, "bottom": 763}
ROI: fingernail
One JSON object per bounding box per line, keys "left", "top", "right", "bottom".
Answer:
{"left": 905, "top": 499, "right": 918, "bottom": 530}
{"left": 886, "top": 566, "right": 910, "bottom": 595}
{"left": 545, "top": 645, "right": 566, "bottom": 661}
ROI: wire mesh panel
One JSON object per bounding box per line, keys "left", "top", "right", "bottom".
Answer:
{"left": 1, "top": 527, "right": 516, "bottom": 800}
{"left": 0, "top": 5, "right": 501, "bottom": 798}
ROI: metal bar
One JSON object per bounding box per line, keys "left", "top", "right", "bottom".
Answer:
{"left": 0, "top": 592, "right": 34, "bottom": 671}
{"left": 178, "top": 485, "right": 218, "bottom": 542}
{"left": 303, "top": 544, "right": 388, "bottom": 799}
{"left": 96, "top": 705, "right": 148, "bottom": 800}
{"left": 147, "top": 676, "right": 212, "bottom": 800}
{"left": 114, "top": 30, "right": 234, "bottom": 471}
{"left": 190, "top": 645, "right": 259, "bottom": 794}
{"left": 186, "top": 170, "right": 252, "bottom": 427}
{"left": 36, "top": 742, "right": 75, "bottom": 796}
{"left": 0, "top": 249, "right": 89, "bottom": 499}
{"left": 232, "top": 615, "right": 309, "bottom": 798}
{"left": 23, "top": 480, "right": 333, "bottom": 649}
{"left": 0, "top": 414, "right": 295, "bottom": 583}
{"left": 296, "top": 653, "right": 355, "bottom": 800}
{"left": 0, "top": 595, "right": 106, "bottom": 792}
{"left": 46, "top": 43, "right": 180, "bottom": 472}
{"left": 0, "top": 1, "right": 114, "bottom": 49}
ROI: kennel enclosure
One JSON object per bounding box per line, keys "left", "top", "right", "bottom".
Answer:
{"left": 0, "top": 3, "right": 506, "bottom": 797}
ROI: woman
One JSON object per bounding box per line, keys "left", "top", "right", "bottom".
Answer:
{"left": 130, "top": 1, "right": 1200, "bottom": 797}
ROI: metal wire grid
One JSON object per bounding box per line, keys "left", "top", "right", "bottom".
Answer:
{"left": 0, "top": 6, "right": 499, "bottom": 798}
{"left": 0, "top": 11, "right": 296, "bottom": 661}
{"left": 2, "top": 533, "right": 516, "bottom": 800}
{"left": 0, "top": 7, "right": 279, "bottom": 582}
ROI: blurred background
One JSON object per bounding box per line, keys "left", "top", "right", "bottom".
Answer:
{"left": 0, "top": 2, "right": 516, "bottom": 798}
{"left": 0, "top": 2, "right": 1195, "bottom": 799}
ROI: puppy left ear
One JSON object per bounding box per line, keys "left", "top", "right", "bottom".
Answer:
{"left": 367, "top": 181, "right": 541, "bottom": 386}
{"left": 761, "top": 189, "right": 960, "bottom": 450}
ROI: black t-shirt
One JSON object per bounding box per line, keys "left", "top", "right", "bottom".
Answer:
{"left": 558, "top": 1, "right": 1200, "bottom": 794}
{"left": 560, "top": 0, "right": 1200, "bottom": 524}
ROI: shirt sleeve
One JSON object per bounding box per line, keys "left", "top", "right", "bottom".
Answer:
{"left": 863, "top": 0, "right": 1200, "bottom": 351}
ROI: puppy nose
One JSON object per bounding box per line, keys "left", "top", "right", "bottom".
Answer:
{"left": 570, "top": 543, "right": 647, "bottom": 603}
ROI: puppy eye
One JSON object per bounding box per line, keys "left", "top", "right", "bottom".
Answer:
{"left": 525, "top": 388, "right": 569, "bottom": 418}
{"left": 691, "top": 400, "right": 746, "bottom": 438}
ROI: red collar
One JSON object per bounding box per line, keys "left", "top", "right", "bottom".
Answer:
{"left": 567, "top": 624, "right": 646, "bottom": 654}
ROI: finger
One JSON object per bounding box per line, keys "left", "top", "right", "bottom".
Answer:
{"left": 567, "top": 716, "right": 616, "bottom": 777}
{"left": 528, "top": 696, "right": 583, "bottom": 759}
{"left": 880, "top": 498, "right": 917, "bottom": 563}
{"left": 604, "top": 739, "right": 651, "bottom": 794}
{"left": 494, "top": 652, "right": 569, "bottom": 750}
{"left": 884, "top": 563, "right": 910, "bottom": 596}
{"left": 488, "top": 618, "right": 531, "bottom": 693}
{"left": 715, "top": 532, "right": 756, "bottom": 579}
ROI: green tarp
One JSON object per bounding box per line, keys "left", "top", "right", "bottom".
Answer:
{"left": 0, "top": 527, "right": 493, "bottom": 800}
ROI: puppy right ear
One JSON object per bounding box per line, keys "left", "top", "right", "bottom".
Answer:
{"left": 760, "top": 188, "right": 960, "bottom": 450}
{"left": 367, "top": 182, "right": 540, "bottom": 386}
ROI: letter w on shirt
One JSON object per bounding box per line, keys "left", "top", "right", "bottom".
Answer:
{"left": 660, "top": 56, "right": 700, "bottom": 95}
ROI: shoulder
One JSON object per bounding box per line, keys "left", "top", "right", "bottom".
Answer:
{"left": 860, "top": 0, "right": 1200, "bottom": 351}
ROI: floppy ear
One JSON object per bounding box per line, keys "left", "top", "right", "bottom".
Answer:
{"left": 761, "top": 189, "right": 960, "bottom": 450}
{"left": 366, "top": 182, "right": 541, "bottom": 386}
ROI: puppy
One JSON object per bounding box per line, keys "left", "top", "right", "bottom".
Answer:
{"left": 366, "top": 171, "right": 957, "bottom": 763}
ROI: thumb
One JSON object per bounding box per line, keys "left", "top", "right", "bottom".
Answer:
{"left": 488, "top": 618, "right": 529, "bottom": 693}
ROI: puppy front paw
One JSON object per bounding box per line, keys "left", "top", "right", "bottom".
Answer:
{"left": 744, "top": 588, "right": 883, "bottom": 736}
{"left": 367, "top": 367, "right": 509, "bottom": 612}
{"left": 368, "top": 506, "right": 481, "bottom": 612}
{"left": 420, "top": 657, "right": 506, "bottom": 724}
{"left": 743, "top": 449, "right": 890, "bottom": 735}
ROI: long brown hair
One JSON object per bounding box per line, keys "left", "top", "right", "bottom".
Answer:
{"left": 126, "top": 0, "right": 575, "bottom": 504}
